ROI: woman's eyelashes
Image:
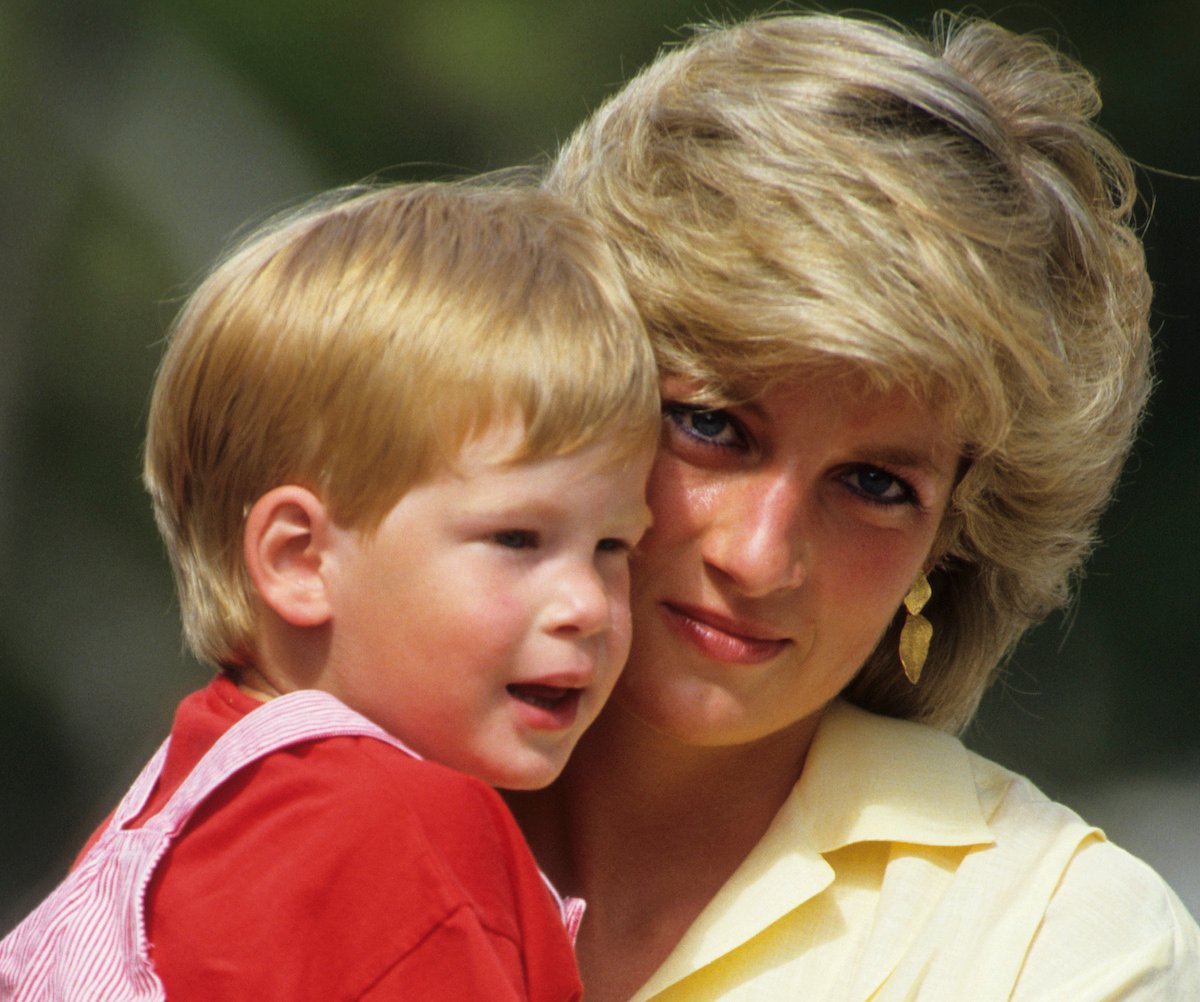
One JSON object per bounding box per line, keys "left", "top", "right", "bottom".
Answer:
{"left": 839, "top": 466, "right": 920, "bottom": 508}
{"left": 664, "top": 399, "right": 928, "bottom": 510}
{"left": 663, "top": 402, "right": 745, "bottom": 450}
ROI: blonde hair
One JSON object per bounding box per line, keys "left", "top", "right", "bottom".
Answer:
{"left": 546, "top": 12, "right": 1153, "bottom": 731}
{"left": 145, "top": 180, "right": 658, "bottom": 669}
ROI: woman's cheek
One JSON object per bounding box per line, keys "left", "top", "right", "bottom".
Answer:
{"left": 644, "top": 455, "right": 721, "bottom": 540}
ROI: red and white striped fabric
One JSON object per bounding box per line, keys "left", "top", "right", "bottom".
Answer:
{"left": 0, "top": 690, "right": 420, "bottom": 1001}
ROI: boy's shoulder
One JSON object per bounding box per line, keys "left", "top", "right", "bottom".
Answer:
{"left": 258, "top": 732, "right": 516, "bottom": 840}
{"left": 184, "top": 677, "right": 517, "bottom": 841}
{"left": 160, "top": 727, "right": 541, "bottom": 936}
{"left": 147, "top": 731, "right": 567, "bottom": 999}
{"left": 170, "top": 681, "right": 535, "bottom": 888}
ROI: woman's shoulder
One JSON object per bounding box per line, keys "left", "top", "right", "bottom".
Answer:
{"left": 959, "top": 741, "right": 1193, "bottom": 920}
{"left": 1014, "top": 834, "right": 1200, "bottom": 997}
{"left": 956, "top": 747, "right": 1200, "bottom": 997}
{"left": 960, "top": 744, "right": 1094, "bottom": 837}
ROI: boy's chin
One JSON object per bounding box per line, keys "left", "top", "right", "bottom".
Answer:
{"left": 480, "top": 748, "right": 572, "bottom": 791}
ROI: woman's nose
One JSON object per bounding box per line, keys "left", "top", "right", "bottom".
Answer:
{"left": 701, "top": 474, "right": 807, "bottom": 597}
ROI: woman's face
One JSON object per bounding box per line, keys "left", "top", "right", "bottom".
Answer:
{"left": 618, "top": 371, "right": 960, "bottom": 748}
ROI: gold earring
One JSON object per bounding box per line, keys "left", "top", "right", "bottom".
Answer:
{"left": 899, "top": 573, "right": 932, "bottom": 685}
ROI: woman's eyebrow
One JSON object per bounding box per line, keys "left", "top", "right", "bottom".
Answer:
{"left": 859, "top": 446, "right": 958, "bottom": 482}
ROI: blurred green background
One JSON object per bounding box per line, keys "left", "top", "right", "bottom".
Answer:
{"left": 2, "top": 0, "right": 1197, "bottom": 926}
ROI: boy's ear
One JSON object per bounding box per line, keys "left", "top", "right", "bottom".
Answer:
{"left": 244, "top": 486, "right": 335, "bottom": 628}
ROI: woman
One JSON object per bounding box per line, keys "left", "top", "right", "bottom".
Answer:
{"left": 508, "top": 11, "right": 1200, "bottom": 1001}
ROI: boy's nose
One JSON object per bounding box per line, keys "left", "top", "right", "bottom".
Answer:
{"left": 544, "top": 564, "right": 612, "bottom": 639}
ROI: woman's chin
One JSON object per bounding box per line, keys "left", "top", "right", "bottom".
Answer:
{"left": 612, "top": 678, "right": 775, "bottom": 748}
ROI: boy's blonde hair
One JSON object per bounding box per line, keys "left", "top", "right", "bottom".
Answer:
{"left": 546, "top": 13, "right": 1152, "bottom": 731}
{"left": 145, "top": 181, "right": 658, "bottom": 669}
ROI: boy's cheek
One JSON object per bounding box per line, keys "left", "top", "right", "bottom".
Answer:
{"left": 611, "top": 601, "right": 636, "bottom": 664}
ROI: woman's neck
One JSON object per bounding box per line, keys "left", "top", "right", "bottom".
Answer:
{"left": 509, "top": 702, "right": 821, "bottom": 1002}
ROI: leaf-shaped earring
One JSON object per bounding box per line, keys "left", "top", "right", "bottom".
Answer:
{"left": 899, "top": 573, "right": 932, "bottom": 685}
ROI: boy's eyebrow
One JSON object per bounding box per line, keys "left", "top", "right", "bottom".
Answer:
{"left": 462, "top": 497, "right": 655, "bottom": 533}
{"left": 463, "top": 496, "right": 568, "bottom": 519}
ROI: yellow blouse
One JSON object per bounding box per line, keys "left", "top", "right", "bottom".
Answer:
{"left": 632, "top": 701, "right": 1200, "bottom": 1001}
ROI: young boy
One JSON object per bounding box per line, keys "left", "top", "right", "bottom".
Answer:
{"left": 0, "top": 181, "right": 659, "bottom": 1000}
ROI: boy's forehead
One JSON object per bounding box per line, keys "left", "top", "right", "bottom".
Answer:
{"left": 441, "top": 415, "right": 530, "bottom": 472}
{"left": 439, "top": 409, "right": 653, "bottom": 474}
{"left": 447, "top": 430, "right": 644, "bottom": 485}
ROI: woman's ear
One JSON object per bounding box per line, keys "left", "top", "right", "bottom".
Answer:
{"left": 244, "top": 486, "right": 335, "bottom": 628}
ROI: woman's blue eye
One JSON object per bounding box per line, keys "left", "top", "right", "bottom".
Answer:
{"left": 847, "top": 468, "right": 912, "bottom": 505}
{"left": 493, "top": 530, "right": 537, "bottom": 549}
{"left": 690, "top": 410, "right": 730, "bottom": 439}
{"left": 665, "top": 404, "right": 740, "bottom": 447}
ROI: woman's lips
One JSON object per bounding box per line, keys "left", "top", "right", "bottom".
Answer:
{"left": 661, "top": 603, "right": 791, "bottom": 664}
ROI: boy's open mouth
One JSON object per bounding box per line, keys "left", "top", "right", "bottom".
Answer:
{"left": 506, "top": 684, "right": 579, "bottom": 711}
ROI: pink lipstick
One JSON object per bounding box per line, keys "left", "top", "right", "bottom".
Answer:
{"left": 662, "top": 603, "right": 790, "bottom": 664}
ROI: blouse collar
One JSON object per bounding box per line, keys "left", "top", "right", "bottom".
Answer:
{"left": 633, "top": 700, "right": 994, "bottom": 999}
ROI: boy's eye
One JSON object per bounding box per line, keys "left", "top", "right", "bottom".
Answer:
{"left": 595, "top": 537, "right": 629, "bottom": 553}
{"left": 492, "top": 530, "right": 538, "bottom": 549}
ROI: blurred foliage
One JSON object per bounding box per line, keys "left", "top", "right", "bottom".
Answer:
{"left": 2, "top": 0, "right": 1198, "bottom": 924}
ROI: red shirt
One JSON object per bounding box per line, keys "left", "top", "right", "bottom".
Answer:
{"left": 90, "top": 676, "right": 582, "bottom": 1001}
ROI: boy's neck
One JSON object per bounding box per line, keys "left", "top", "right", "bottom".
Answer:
{"left": 225, "top": 665, "right": 279, "bottom": 704}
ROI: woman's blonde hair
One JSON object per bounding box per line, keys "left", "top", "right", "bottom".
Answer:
{"left": 145, "top": 180, "right": 658, "bottom": 669}
{"left": 546, "top": 12, "right": 1152, "bottom": 731}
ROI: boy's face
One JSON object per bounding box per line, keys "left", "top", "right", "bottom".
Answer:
{"left": 320, "top": 419, "right": 654, "bottom": 789}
